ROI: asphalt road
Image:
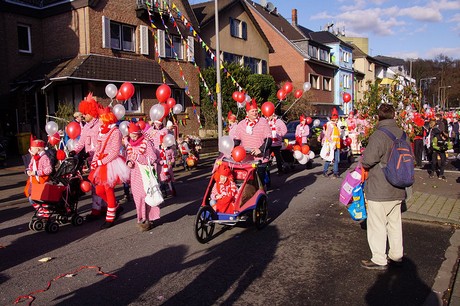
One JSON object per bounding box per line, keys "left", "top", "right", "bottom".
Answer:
{"left": 0, "top": 156, "right": 456, "bottom": 305}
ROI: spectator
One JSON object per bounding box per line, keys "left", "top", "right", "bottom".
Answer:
{"left": 265, "top": 112, "right": 287, "bottom": 175}
{"left": 322, "top": 109, "right": 341, "bottom": 179}
{"left": 430, "top": 131, "right": 452, "bottom": 181}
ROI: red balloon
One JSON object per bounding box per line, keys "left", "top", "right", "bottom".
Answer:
{"left": 137, "top": 119, "right": 146, "bottom": 130}
{"left": 160, "top": 103, "right": 170, "bottom": 120}
{"left": 116, "top": 90, "right": 124, "bottom": 101}
{"left": 277, "top": 89, "right": 287, "bottom": 101}
{"left": 80, "top": 180, "right": 92, "bottom": 193}
{"left": 343, "top": 93, "right": 351, "bottom": 103}
{"left": 156, "top": 84, "right": 171, "bottom": 103}
{"left": 232, "top": 146, "right": 246, "bottom": 162}
{"left": 301, "top": 145, "right": 310, "bottom": 154}
{"left": 66, "top": 121, "right": 81, "bottom": 140}
{"left": 306, "top": 117, "right": 312, "bottom": 125}
{"left": 283, "top": 82, "right": 293, "bottom": 94}
{"left": 232, "top": 91, "right": 240, "bottom": 102}
{"left": 120, "top": 82, "right": 135, "bottom": 100}
{"left": 166, "top": 97, "right": 176, "bottom": 109}
{"left": 236, "top": 92, "right": 246, "bottom": 103}
{"left": 261, "top": 102, "right": 275, "bottom": 117}
{"left": 56, "top": 149, "right": 66, "bottom": 161}
{"left": 345, "top": 138, "right": 352, "bottom": 147}
{"left": 294, "top": 89, "right": 303, "bottom": 99}
{"left": 48, "top": 132, "right": 60, "bottom": 146}
{"left": 293, "top": 145, "right": 301, "bottom": 151}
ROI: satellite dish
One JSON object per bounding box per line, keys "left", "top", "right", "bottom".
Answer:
{"left": 266, "top": 2, "right": 275, "bottom": 12}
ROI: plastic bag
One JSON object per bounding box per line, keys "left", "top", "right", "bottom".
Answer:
{"left": 347, "top": 183, "right": 367, "bottom": 221}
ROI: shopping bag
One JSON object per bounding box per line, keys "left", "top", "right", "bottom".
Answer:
{"left": 347, "top": 183, "right": 367, "bottom": 221}
{"left": 339, "top": 165, "right": 363, "bottom": 205}
{"left": 138, "top": 160, "right": 164, "bottom": 207}
{"left": 31, "top": 183, "right": 66, "bottom": 202}
{"left": 320, "top": 142, "right": 334, "bottom": 161}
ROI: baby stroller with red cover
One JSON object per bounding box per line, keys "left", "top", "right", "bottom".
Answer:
{"left": 29, "top": 151, "right": 87, "bottom": 233}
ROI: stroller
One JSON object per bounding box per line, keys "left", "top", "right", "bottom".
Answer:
{"left": 28, "top": 151, "right": 87, "bottom": 233}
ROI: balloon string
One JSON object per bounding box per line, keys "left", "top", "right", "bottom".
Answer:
{"left": 281, "top": 97, "right": 301, "bottom": 117}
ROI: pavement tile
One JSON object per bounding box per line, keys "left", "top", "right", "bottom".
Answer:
{"left": 438, "top": 198, "right": 456, "bottom": 219}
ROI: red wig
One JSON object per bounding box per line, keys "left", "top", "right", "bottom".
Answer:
{"left": 98, "top": 107, "right": 118, "bottom": 125}
{"left": 79, "top": 93, "right": 100, "bottom": 118}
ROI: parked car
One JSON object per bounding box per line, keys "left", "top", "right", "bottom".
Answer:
{"left": 284, "top": 116, "right": 329, "bottom": 153}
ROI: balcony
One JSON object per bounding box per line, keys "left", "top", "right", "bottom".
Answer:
{"left": 136, "top": 0, "right": 171, "bottom": 18}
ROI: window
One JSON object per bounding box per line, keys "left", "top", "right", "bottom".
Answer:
{"left": 308, "top": 45, "right": 318, "bottom": 59}
{"left": 310, "top": 74, "right": 320, "bottom": 89}
{"left": 261, "top": 60, "right": 267, "bottom": 74}
{"left": 18, "top": 24, "right": 31, "bottom": 53}
{"left": 368, "top": 62, "right": 373, "bottom": 72}
{"left": 230, "top": 18, "right": 247, "bottom": 40}
{"left": 123, "top": 86, "right": 141, "bottom": 113}
{"left": 223, "top": 52, "right": 242, "bottom": 65}
{"left": 244, "top": 57, "right": 261, "bottom": 74}
{"left": 165, "top": 35, "right": 183, "bottom": 59}
{"left": 173, "top": 89, "right": 185, "bottom": 109}
{"left": 320, "top": 49, "right": 328, "bottom": 62}
{"left": 341, "top": 51, "right": 350, "bottom": 63}
{"left": 109, "top": 22, "right": 135, "bottom": 52}
{"left": 343, "top": 74, "right": 351, "bottom": 89}
{"left": 323, "top": 77, "right": 331, "bottom": 91}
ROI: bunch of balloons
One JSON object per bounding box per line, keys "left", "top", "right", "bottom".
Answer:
{"left": 149, "top": 84, "right": 184, "bottom": 122}
{"left": 292, "top": 145, "right": 315, "bottom": 165}
{"left": 276, "top": 81, "right": 311, "bottom": 102}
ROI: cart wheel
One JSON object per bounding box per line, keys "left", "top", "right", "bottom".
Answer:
{"left": 71, "top": 215, "right": 84, "bottom": 226}
{"left": 32, "top": 220, "right": 45, "bottom": 231}
{"left": 253, "top": 197, "right": 268, "bottom": 229}
{"left": 194, "top": 206, "right": 215, "bottom": 244}
{"left": 29, "top": 220, "right": 35, "bottom": 231}
{"left": 45, "top": 221, "right": 59, "bottom": 234}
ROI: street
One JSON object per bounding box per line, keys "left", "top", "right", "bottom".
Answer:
{"left": 0, "top": 156, "right": 457, "bottom": 305}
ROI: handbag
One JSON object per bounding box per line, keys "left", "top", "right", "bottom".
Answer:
{"left": 320, "top": 141, "right": 334, "bottom": 161}
{"left": 347, "top": 182, "right": 367, "bottom": 221}
{"left": 339, "top": 164, "right": 363, "bottom": 205}
{"left": 138, "top": 158, "right": 164, "bottom": 207}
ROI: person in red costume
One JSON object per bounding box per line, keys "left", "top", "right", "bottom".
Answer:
{"left": 71, "top": 93, "right": 106, "bottom": 221}
{"left": 24, "top": 139, "right": 53, "bottom": 219}
{"left": 233, "top": 98, "right": 272, "bottom": 187}
{"left": 210, "top": 163, "right": 237, "bottom": 213}
{"left": 125, "top": 122, "right": 160, "bottom": 231}
{"left": 88, "top": 107, "right": 130, "bottom": 229}
{"left": 265, "top": 111, "right": 287, "bottom": 175}
{"left": 227, "top": 111, "right": 238, "bottom": 138}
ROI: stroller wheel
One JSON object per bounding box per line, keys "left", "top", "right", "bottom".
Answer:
{"left": 71, "top": 215, "right": 84, "bottom": 226}
{"left": 45, "top": 221, "right": 59, "bottom": 234}
{"left": 57, "top": 215, "right": 69, "bottom": 224}
{"left": 31, "top": 220, "right": 45, "bottom": 231}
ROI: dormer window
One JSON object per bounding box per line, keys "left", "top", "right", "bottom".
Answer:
{"left": 230, "top": 17, "right": 247, "bottom": 40}
{"left": 18, "top": 24, "right": 31, "bottom": 54}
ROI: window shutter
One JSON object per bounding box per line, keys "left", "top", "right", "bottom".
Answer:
{"left": 187, "top": 36, "right": 194, "bottom": 62}
{"left": 140, "top": 25, "right": 149, "bottom": 55}
{"left": 157, "top": 29, "right": 165, "bottom": 57}
{"left": 242, "top": 21, "right": 247, "bottom": 40}
{"left": 102, "top": 16, "right": 110, "bottom": 49}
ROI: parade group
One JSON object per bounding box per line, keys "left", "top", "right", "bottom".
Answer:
{"left": 24, "top": 90, "right": 459, "bottom": 232}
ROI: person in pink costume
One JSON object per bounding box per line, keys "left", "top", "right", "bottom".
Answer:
{"left": 145, "top": 120, "right": 168, "bottom": 151}
{"left": 125, "top": 122, "right": 160, "bottom": 232}
{"left": 24, "top": 139, "right": 53, "bottom": 219}
{"left": 295, "top": 115, "right": 310, "bottom": 145}
{"left": 71, "top": 93, "right": 106, "bottom": 220}
{"left": 88, "top": 107, "right": 130, "bottom": 229}
{"left": 227, "top": 111, "right": 238, "bottom": 139}
{"left": 346, "top": 111, "right": 359, "bottom": 155}
{"left": 265, "top": 112, "right": 287, "bottom": 174}
{"left": 158, "top": 135, "right": 176, "bottom": 197}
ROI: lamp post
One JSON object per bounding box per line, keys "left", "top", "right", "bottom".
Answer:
{"left": 438, "top": 85, "right": 452, "bottom": 110}
{"left": 214, "top": 0, "right": 223, "bottom": 139}
{"left": 419, "top": 77, "right": 436, "bottom": 107}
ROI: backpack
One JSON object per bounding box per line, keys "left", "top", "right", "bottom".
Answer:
{"left": 379, "top": 127, "right": 414, "bottom": 188}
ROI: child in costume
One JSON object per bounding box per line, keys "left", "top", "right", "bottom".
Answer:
{"left": 158, "top": 136, "right": 177, "bottom": 197}
{"left": 88, "top": 107, "right": 130, "bottom": 229}
{"left": 210, "top": 164, "right": 237, "bottom": 213}
{"left": 126, "top": 122, "right": 160, "bottom": 231}
{"left": 24, "top": 139, "right": 54, "bottom": 219}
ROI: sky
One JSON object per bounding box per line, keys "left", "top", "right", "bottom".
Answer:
{"left": 190, "top": 0, "right": 460, "bottom": 60}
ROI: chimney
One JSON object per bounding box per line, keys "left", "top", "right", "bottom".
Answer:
{"left": 292, "top": 9, "right": 297, "bottom": 27}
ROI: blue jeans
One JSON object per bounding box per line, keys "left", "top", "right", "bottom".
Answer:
{"left": 323, "top": 149, "right": 340, "bottom": 175}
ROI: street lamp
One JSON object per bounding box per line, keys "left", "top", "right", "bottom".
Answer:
{"left": 419, "top": 77, "right": 436, "bottom": 107}
{"left": 438, "top": 85, "right": 452, "bottom": 110}
{"left": 214, "top": 0, "right": 223, "bottom": 139}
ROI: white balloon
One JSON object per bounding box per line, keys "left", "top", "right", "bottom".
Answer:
{"left": 313, "top": 119, "right": 320, "bottom": 127}
{"left": 219, "top": 135, "right": 234, "bottom": 156}
{"left": 105, "top": 83, "right": 118, "bottom": 99}
{"left": 308, "top": 150, "right": 315, "bottom": 159}
{"left": 45, "top": 121, "right": 58, "bottom": 136}
{"left": 66, "top": 139, "right": 76, "bottom": 151}
{"left": 163, "top": 134, "right": 176, "bottom": 147}
{"left": 293, "top": 150, "right": 303, "bottom": 160}
{"left": 298, "top": 154, "right": 310, "bottom": 165}
{"left": 237, "top": 102, "right": 246, "bottom": 109}
{"left": 303, "top": 82, "right": 311, "bottom": 92}
{"left": 113, "top": 104, "right": 126, "bottom": 120}
{"left": 245, "top": 94, "right": 251, "bottom": 103}
{"left": 172, "top": 104, "right": 183, "bottom": 115}
{"left": 150, "top": 104, "right": 165, "bottom": 121}
{"left": 119, "top": 121, "right": 129, "bottom": 137}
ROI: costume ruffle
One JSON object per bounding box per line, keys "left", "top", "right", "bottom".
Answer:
{"left": 89, "top": 156, "right": 130, "bottom": 188}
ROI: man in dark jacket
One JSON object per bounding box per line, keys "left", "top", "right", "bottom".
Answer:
{"left": 360, "top": 104, "right": 410, "bottom": 270}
